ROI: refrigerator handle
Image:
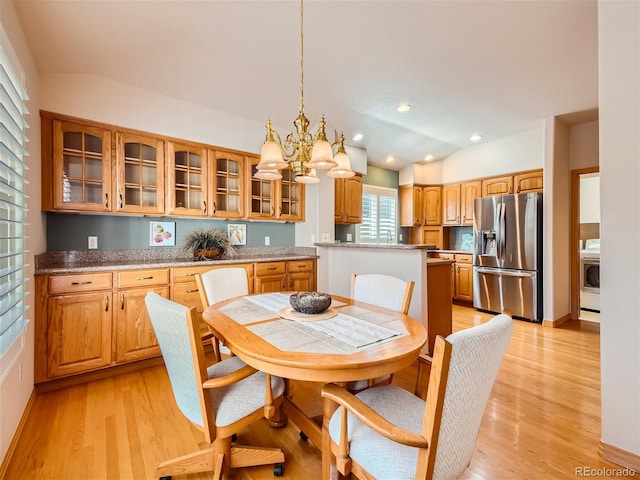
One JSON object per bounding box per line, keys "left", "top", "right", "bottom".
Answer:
{"left": 499, "top": 202, "right": 506, "bottom": 260}
{"left": 475, "top": 266, "right": 535, "bottom": 278}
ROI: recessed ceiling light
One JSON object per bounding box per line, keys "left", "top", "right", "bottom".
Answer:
{"left": 424, "top": 154, "right": 435, "bottom": 162}
{"left": 470, "top": 133, "right": 483, "bottom": 142}
{"left": 396, "top": 104, "right": 411, "bottom": 112}
{"left": 385, "top": 155, "right": 395, "bottom": 163}
{"left": 352, "top": 133, "right": 364, "bottom": 142}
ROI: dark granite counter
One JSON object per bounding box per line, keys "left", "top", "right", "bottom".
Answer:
{"left": 35, "top": 246, "right": 318, "bottom": 275}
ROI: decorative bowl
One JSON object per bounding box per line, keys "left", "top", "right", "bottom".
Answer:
{"left": 289, "top": 292, "right": 332, "bottom": 314}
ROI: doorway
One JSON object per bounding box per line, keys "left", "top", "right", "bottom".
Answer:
{"left": 571, "top": 167, "right": 600, "bottom": 322}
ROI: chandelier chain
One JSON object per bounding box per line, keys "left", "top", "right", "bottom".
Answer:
{"left": 299, "top": 0, "right": 304, "bottom": 112}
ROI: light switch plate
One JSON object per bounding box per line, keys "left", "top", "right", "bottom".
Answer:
{"left": 346, "top": 233, "right": 352, "bottom": 242}
{"left": 264, "top": 236, "right": 270, "bottom": 246}
{"left": 321, "top": 233, "right": 330, "bottom": 242}
{"left": 88, "top": 236, "right": 98, "bottom": 249}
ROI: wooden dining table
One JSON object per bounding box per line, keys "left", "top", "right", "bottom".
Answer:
{"left": 202, "top": 292, "right": 428, "bottom": 472}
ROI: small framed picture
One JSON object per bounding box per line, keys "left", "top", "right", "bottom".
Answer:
{"left": 149, "top": 221, "right": 176, "bottom": 246}
{"left": 228, "top": 224, "right": 247, "bottom": 245}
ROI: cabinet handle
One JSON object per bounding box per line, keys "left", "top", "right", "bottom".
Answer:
{"left": 212, "top": 201, "right": 216, "bottom": 214}
{"left": 119, "top": 193, "right": 123, "bottom": 209}
{"left": 415, "top": 219, "right": 420, "bottom": 225}
{"left": 278, "top": 206, "right": 282, "bottom": 217}
{"left": 289, "top": 278, "right": 293, "bottom": 288}
{"left": 281, "top": 278, "right": 286, "bottom": 289}
{"left": 185, "top": 273, "right": 196, "bottom": 277}
{"left": 185, "top": 288, "right": 199, "bottom": 293}
{"left": 271, "top": 206, "right": 275, "bottom": 218}
{"left": 120, "top": 293, "right": 125, "bottom": 310}
{"left": 203, "top": 201, "right": 207, "bottom": 215}
{"left": 296, "top": 264, "right": 305, "bottom": 268}
{"left": 462, "top": 215, "right": 466, "bottom": 223}
{"left": 105, "top": 295, "right": 109, "bottom": 312}
{"left": 136, "top": 276, "right": 154, "bottom": 280}
{"left": 267, "top": 266, "right": 277, "bottom": 271}
{"left": 104, "top": 193, "right": 109, "bottom": 208}
{"left": 71, "top": 281, "right": 92, "bottom": 286}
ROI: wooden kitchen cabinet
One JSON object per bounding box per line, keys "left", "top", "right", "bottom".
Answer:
{"left": 401, "top": 185, "right": 441, "bottom": 227}
{"left": 460, "top": 181, "right": 481, "bottom": 225}
{"left": 335, "top": 174, "right": 363, "bottom": 224}
{"left": 422, "top": 186, "right": 442, "bottom": 225}
{"left": 166, "top": 141, "right": 209, "bottom": 216}
{"left": 442, "top": 184, "right": 461, "bottom": 225}
{"left": 210, "top": 149, "right": 245, "bottom": 218}
{"left": 115, "top": 132, "right": 165, "bottom": 214}
{"left": 246, "top": 156, "right": 305, "bottom": 221}
{"left": 44, "top": 118, "right": 113, "bottom": 213}
{"left": 454, "top": 254, "right": 473, "bottom": 302}
{"left": 482, "top": 175, "right": 513, "bottom": 197}
{"left": 114, "top": 269, "right": 170, "bottom": 362}
{"left": 514, "top": 169, "right": 543, "bottom": 193}
{"left": 254, "top": 260, "right": 316, "bottom": 293}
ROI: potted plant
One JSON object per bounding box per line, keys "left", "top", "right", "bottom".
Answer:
{"left": 182, "top": 228, "right": 237, "bottom": 260}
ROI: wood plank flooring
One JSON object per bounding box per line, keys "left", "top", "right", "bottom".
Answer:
{"left": 4, "top": 306, "right": 621, "bottom": 479}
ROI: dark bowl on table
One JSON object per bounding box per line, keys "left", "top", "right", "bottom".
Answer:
{"left": 289, "top": 292, "right": 332, "bottom": 314}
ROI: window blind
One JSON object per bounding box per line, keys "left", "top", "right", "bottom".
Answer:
{"left": 0, "top": 45, "right": 29, "bottom": 356}
{"left": 357, "top": 185, "right": 397, "bottom": 244}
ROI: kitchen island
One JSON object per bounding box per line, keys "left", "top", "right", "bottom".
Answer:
{"left": 314, "top": 242, "right": 453, "bottom": 353}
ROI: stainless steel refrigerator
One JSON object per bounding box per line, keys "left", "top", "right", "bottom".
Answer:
{"left": 473, "top": 192, "right": 543, "bottom": 322}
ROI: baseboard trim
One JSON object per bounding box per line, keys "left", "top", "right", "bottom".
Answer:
{"left": 543, "top": 313, "right": 571, "bottom": 328}
{"left": 599, "top": 441, "right": 640, "bottom": 472}
{"left": 0, "top": 389, "right": 36, "bottom": 479}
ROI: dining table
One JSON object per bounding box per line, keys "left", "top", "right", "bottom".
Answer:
{"left": 202, "top": 292, "right": 428, "bottom": 475}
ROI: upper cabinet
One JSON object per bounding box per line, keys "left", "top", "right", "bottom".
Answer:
{"left": 335, "top": 175, "right": 363, "bottom": 224}
{"left": 210, "top": 150, "right": 245, "bottom": 218}
{"left": 400, "top": 185, "right": 441, "bottom": 227}
{"left": 47, "top": 120, "right": 113, "bottom": 213}
{"left": 460, "top": 181, "right": 481, "bottom": 225}
{"left": 41, "top": 112, "right": 303, "bottom": 222}
{"left": 116, "top": 132, "right": 165, "bottom": 215}
{"left": 246, "top": 156, "right": 305, "bottom": 222}
{"left": 481, "top": 175, "right": 513, "bottom": 197}
{"left": 514, "top": 170, "right": 543, "bottom": 194}
{"left": 442, "top": 184, "right": 461, "bottom": 225}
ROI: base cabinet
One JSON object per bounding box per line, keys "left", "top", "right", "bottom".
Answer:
{"left": 436, "top": 253, "right": 473, "bottom": 303}
{"left": 36, "top": 259, "right": 316, "bottom": 384}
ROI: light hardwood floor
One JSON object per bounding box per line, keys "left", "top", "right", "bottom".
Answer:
{"left": 5, "top": 305, "right": 620, "bottom": 479}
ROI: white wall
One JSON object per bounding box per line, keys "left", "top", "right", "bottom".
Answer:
{"left": 0, "top": 0, "right": 44, "bottom": 464}
{"left": 598, "top": 0, "right": 640, "bottom": 462}
{"left": 580, "top": 174, "right": 600, "bottom": 224}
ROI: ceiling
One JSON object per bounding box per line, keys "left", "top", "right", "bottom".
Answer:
{"left": 12, "top": 0, "right": 599, "bottom": 171}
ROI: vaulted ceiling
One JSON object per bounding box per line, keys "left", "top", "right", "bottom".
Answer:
{"left": 13, "top": 0, "right": 598, "bottom": 171}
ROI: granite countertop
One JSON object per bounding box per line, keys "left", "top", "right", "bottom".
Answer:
{"left": 432, "top": 249, "right": 473, "bottom": 255}
{"left": 314, "top": 242, "right": 437, "bottom": 250}
{"left": 35, "top": 246, "right": 318, "bottom": 275}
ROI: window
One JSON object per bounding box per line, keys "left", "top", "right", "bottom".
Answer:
{"left": 0, "top": 45, "right": 29, "bottom": 356}
{"left": 357, "top": 185, "right": 397, "bottom": 244}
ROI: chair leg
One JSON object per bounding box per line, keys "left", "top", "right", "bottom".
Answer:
{"left": 155, "top": 447, "right": 215, "bottom": 478}
{"left": 229, "top": 445, "right": 285, "bottom": 469}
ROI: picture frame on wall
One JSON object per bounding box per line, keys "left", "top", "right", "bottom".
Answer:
{"left": 150, "top": 221, "right": 176, "bottom": 246}
{"left": 228, "top": 224, "right": 247, "bottom": 245}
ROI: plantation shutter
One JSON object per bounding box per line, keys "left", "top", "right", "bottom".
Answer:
{"left": 357, "top": 185, "right": 397, "bottom": 244}
{"left": 0, "top": 45, "right": 30, "bottom": 355}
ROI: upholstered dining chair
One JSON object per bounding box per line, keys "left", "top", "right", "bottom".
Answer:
{"left": 145, "top": 293, "right": 285, "bottom": 479}
{"left": 321, "top": 313, "right": 513, "bottom": 480}
{"left": 196, "top": 267, "right": 250, "bottom": 362}
{"left": 348, "top": 272, "right": 415, "bottom": 390}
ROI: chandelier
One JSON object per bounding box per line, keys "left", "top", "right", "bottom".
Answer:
{"left": 255, "top": 0, "right": 355, "bottom": 184}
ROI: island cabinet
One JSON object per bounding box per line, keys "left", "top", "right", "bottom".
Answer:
{"left": 436, "top": 253, "right": 473, "bottom": 302}
{"left": 246, "top": 156, "right": 305, "bottom": 222}
{"left": 254, "top": 259, "right": 316, "bottom": 293}
{"left": 36, "top": 273, "right": 114, "bottom": 382}
{"left": 114, "top": 269, "right": 170, "bottom": 362}
{"left": 335, "top": 175, "right": 363, "bottom": 224}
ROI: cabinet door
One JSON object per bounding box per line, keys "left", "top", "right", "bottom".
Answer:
{"left": 442, "top": 184, "right": 461, "bottom": 225}
{"left": 116, "top": 133, "right": 165, "bottom": 214}
{"left": 422, "top": 186, "right": 442, "bottom": 225}
{"left": 254, "top": 274, "right": 286, "bottom": 293}
{"left": 421, "top": 226, "right": 443, "bottom": 249}
{"left": 343, "top": 175, "right": 363, "bottom": 224}
{"left": 514, "top": 170, "right": 543, "bottom": 193}
{"left": 288, "top": 272, "right": 314, "bottom": 292}
{"left": 278, "top": 168, "right": 305, "bottom": 221}
{"left": 460, "top": 181, "right": 481, "bottom": 225}
{"left": 482, "top": 176, "right": 513, "bottom": 197}
{"left": 455, "top": 263, "right": 474, "bottom": 302}
{"left": 334, "top": 178, "right": 346, "bottom": 223}
{"left": 399, "top": 185, "right": 416, "bottom": 227}
{"left": 211, "top": 150, "right": 245, "bottom": 218}
{"left": 167, "top": 142, "right": 208, "bottom": 216}
{"left": 247, "top": 156, "right": 277, "bottom": 219}
{"left": 48, "top": 292, "right": 112, "bottom": 377}
{"left": 53, "top": 121, "right": 112, "bottom": 212}
{"left": 115, "top": 286, "right": 169, "bottom": 362}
